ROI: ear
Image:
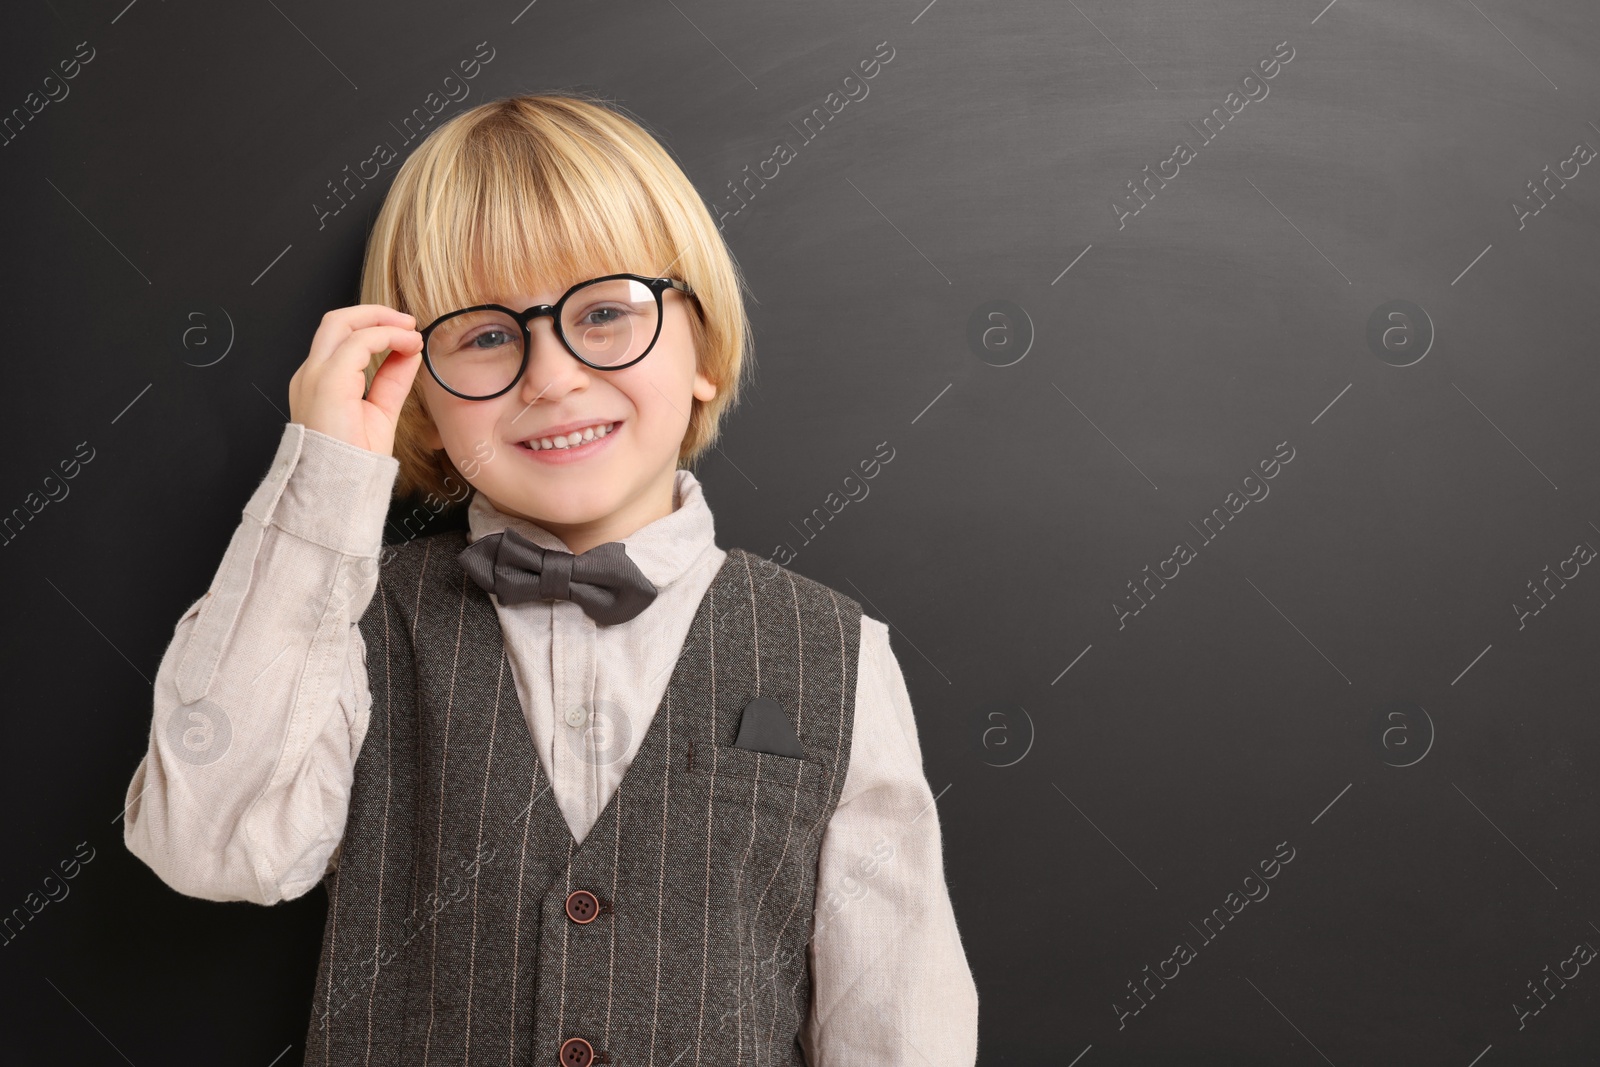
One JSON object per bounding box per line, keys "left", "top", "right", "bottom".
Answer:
{"left": 692, "top": 368, "right": 719, "bottom": 403}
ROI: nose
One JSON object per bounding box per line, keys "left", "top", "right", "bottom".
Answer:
{"left": 517, "top": 313, "right": 589, "bottom": 402}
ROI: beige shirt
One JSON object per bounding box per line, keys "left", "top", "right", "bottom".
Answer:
{"left": 122, "top": 422, "right": 977, "bottom": 1065}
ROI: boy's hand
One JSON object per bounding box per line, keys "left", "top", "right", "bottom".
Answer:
{"left": 289, "top": 305, "right": 425, "bottom": 457}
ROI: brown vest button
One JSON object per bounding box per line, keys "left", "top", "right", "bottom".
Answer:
{"left": 565, "top": 889, "right": 601, "bottom": 924}
{"left": 558, "top": 1036, "right": 595, "bottom": 1066}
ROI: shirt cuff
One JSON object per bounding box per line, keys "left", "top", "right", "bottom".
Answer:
{"left": 244, "top": 423, "right": 399, "bottom": 557}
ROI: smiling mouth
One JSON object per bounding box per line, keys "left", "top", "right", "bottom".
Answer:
{"left": 516, "top": 420, "right": 621, "bottom": 452}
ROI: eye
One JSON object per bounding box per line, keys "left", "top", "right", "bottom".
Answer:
{"left": 467, "top": 328, "right": 516, "bottom": 350}
{"left": 576, "top": 303, "right": 633, "bottom": 327}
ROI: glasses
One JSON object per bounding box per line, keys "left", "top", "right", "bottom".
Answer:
{"left": 419, "top": 273, "right": 696, "bottom": 401}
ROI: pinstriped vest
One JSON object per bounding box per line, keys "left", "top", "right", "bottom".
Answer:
{"left": 301, "top": 530, "right": 861, "bottom": 1067}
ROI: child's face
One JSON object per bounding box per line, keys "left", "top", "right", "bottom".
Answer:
{"left": 416, "top": 279, "right": 717, "bottom": 553}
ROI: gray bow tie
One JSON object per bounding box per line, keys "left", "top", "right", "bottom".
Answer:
{"left": 458, "top": 528, "right": 658, "bottom": 626}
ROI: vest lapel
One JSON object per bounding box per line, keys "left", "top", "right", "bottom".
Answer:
{"left": 450, "top": 537, "right": 734, "bottom": 860}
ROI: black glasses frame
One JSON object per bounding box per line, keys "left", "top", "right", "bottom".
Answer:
{"left": 418, "top": 273, "right": 697, "bottom": 401}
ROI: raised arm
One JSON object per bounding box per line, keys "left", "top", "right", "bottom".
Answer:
{"left": 122, "top": 423, "right": 400, "bottom": 904}
{"left": 124, "top": 303, "right": 425, "bottom": 905}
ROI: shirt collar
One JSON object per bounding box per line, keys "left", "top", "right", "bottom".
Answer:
{"left": 465, "top": 468, "right": 718, "bottom": 590}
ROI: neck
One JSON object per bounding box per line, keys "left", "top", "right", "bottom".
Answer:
{"left": 499, "top": 467, "right": 680, "bottom": 555}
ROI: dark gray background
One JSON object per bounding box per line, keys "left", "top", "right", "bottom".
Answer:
{"left": 4, "top": 0, "right": 1599, "bottom": 1062}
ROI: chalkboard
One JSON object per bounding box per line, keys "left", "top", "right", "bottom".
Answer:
{"left": 4, "top": 0, "right": 1600, "bottom": 1062}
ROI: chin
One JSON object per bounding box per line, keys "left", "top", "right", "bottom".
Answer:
{"left": 501, "top": 486, "right": 616, "bottom": 525}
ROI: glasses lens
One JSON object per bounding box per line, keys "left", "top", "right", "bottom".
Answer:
{"left": 426, "top": 309, "right": 524, "bottom": 397}
{"left": 560, "top": 278, "right": 660, "bottom": 368}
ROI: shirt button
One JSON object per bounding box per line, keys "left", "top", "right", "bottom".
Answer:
{"left": 559, "top": 1036, "right": 595, "bottom": 1066}
{"left": 565, "top": 889, "right": 601, "bottom": 924}
{"left": 565, "top": 705, "right": 589, "bottom": 728}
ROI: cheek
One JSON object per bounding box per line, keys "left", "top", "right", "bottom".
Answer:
{"left": 632, "top": 377, "right": 693, "bottom": 434}
{"left": 646, "top": 342, "right": 701, "bottom": 405}
{"left": 430, "top": 400, "right": 497, "bottom": 455}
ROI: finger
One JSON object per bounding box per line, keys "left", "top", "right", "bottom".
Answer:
{"left": 327, "top": 325, "right": 422, "bottom": 376}
{"left": 305, "top": 325, "right": 420, "bottom": 413}
{"left": 335, "top": 304, "right": 417, "bottom": 329}
{"left": 364, "top": 346, "right": 424, "bottom": 421}
{"left": 309, "top": 306, "right": 418, "bottom": 364}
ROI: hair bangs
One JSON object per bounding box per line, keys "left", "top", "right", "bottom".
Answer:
{"left": 400, "top": 116, "right": 681, "bottom": 324}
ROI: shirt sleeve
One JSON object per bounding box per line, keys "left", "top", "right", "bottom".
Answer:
{"left": 801, "top": 615, "right": 980, "bottom": 1065}
{"left": 122, "top": 422, "right": 397, "bottom": 905}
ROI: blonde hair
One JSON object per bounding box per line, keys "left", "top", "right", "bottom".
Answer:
{"left": 358, "top": 91, "right": 752, "bottom": 508}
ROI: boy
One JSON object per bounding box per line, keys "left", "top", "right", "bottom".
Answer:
{"left": 123, "top": 92, "right": 977, "bottom": 1065}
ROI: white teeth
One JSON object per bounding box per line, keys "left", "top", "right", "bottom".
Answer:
{"left": 526, "top": 422, "right": 615, "bottom": 451}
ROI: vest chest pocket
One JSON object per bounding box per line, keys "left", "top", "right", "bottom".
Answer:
{"left": 688, "top": 741, "right": 834, "bottom": 827}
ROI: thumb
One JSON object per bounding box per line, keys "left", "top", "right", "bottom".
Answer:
{"left": 364, "top": 348, "right": 423, "bottom": 423}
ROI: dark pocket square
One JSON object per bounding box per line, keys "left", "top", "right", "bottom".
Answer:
{"left": 732, "top": 697, "right": 808, "bottom": 759}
